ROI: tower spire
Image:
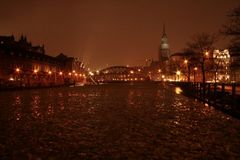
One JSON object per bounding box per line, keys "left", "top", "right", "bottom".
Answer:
{"left": 163, "top": 24, "right": 166, "bottom": 34}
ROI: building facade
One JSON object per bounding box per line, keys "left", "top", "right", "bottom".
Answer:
{"left": 0, "top": 35, "right": 85, "bottom": 88}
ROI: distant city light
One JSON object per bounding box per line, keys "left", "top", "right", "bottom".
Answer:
{"left": 184, "top": 59, "right": 188, "bottom": 64}
{"left": 205, "top": 51, "right": 209, "bottom": 56}
{"left": 158, "top": 69, "right": 161, "bottom": 73}
{"left": 34, "top": 69, "right": 38, "bottom": 73}
{"left": 89, "top": 71, "right": 94, "bottom": 76}
{"left": 130, "top": 70, "right": 134, "bottom": 74}
{"left": 59, "top": 72, "right": 63, "bottom": 75}
{"left": 68, "top": 72, "right": 72, "bottom": 76}
{"left": 48, "top": 71, "right": 52, "bottom": 75}
{"left": 194, "top": 67, "right": 198, "bottom": 71}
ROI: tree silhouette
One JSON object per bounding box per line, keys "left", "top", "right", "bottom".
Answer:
{"left": 222, "top": 5, "right": 240, "bottom": 52}
{"left": 186, "top": 33, "right": 217, "bottom": 83}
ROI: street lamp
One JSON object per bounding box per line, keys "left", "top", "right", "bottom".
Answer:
{"left": 15, "top": 68, "right": 20, "bottom": 73}
{"left": 176, "top": 70, "right": 181, "bottom": 81}
{"left": 205, "top": 51, "right": 209, "bottom": 57}
{"left": 184, "top": 59, "right": 188, "bottom": 64}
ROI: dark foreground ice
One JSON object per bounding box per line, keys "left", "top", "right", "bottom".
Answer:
{"left": 0, "top": 82, "right": 240, "bottom": 159}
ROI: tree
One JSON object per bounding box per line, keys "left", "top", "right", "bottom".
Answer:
{"left": 222, "top": 5, "right": 240, "bottom": 52}
{"left": 181, "top": 49, "right": 199, "bottom": 82}
{"left": 222, "top": 6, "right": 240, "bottom": 82}
{"left": 186, "top": 33, "right": 218, "bottom": 83}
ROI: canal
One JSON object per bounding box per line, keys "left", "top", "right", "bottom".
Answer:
{"left": 0, "top": 82, "right": 240, "bottom": 159}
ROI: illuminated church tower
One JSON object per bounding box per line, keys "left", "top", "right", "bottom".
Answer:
{"left": 159, "top": 24, "right": 170, "bottom": 62}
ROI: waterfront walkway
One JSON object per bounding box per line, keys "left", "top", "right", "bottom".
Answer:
{"left": 0, "top": 83, "right": 240, "bottom": 159}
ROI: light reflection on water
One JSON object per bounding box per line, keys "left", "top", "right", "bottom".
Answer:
{"left": 175, "top": 87, "right": 183, "bottom": 94}
{"left": 0, "top": 83, "right": 239, "bottom": 159}
{"left": 13, "top": 96, "right": 22, "bottom": 121}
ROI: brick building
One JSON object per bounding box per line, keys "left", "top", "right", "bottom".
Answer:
{"left": 0, "top": 35, "right": 85, "bottom": 88}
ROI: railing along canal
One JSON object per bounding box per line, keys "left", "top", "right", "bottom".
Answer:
{"left": 170, "top": 82, "right": 240, "bottom": 118}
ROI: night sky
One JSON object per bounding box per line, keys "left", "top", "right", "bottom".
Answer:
{"left": 0, "top": 0, "right": 239, "bottom": 69}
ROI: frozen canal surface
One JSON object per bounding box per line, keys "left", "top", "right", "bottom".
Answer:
{"left": 0, "top": 83, "right": 240, "bottom": 159}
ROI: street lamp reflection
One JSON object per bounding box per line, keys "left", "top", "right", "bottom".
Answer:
{"left": 175, "top": 87, "right": 183, "bottom": 95}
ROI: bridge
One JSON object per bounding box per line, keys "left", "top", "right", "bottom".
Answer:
{"left": 91, "top": 66, "right": 150, "bottom": 83}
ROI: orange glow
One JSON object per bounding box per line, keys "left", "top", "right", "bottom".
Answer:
{"left": 68, "top": 72, "right": 72, "bottom": 76}
{"left": 205, "top": 51, "right": 209, "bottom": 56}
{"left": 59, "top": 72, "right": 63, "bottom": 75}
{"left": 175, "top": 87, "right": 183, "bottom": 94}
{"left": 16, "top": 68, "right": 20, "bottom": 72}
{"left": 48, "top": 71, "right": 52, "bottom": 75}
{"left": 34, "top": 69, "right": 38, "bottom": 73}
{"left": 184, "top": 59, "right": 188, "bottom": 64}
{"left": 194, "top": 67, "right": 198, "bottom": 71}
{"left": 176, "top": 71, "right": 181, "bottom": 75}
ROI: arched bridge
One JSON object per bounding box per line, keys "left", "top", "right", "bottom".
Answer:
{"left": 100, "top": 66, "right": 132, "bottom": 75}
{"left": 92, "top": 66, "right": 149, "bottom": 83}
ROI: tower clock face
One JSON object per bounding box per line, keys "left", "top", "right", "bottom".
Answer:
{"left": 161, "top": 43, "right": 169, "bottom": 49}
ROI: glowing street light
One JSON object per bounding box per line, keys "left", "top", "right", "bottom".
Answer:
{"left": 176, "top": 70, "right": 181, "bottom": 81}
{"left": 205, "top": 51, "right": 209, "bottom": 56}
{"left": 16, "top": 68, "right": 20, "bottom": 73}
{"left": 59, "top": 72, "right": 63, "bottom": 75}
{"left": 158, "top": 69, "right": 161, "bottom": 73}
{"left": 194, "top": 67, "right": 198, "bottom": 71}
{"left": 48, "top": 71, "right": 52, "bottom": 75}
{"left": 184, "top": 59, "right": 188, "bottom": 64}
{"left": 68, "top": 72, "right": 72, "bottom": 76}
{"left": 34, "top": 69, "right": 38, "bottom": 73}
{"left": 130, "top": 70, "right": 134, "bottom": 74}
{"left": 176, "top": 70, "right": 181, "bottom": 76}
{"left": 89, "top": 71, "right": 94, "bottom": 76}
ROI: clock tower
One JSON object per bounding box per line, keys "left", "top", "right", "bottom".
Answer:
{"left": 159, "top": 24, "right": 170, "bottom": 62}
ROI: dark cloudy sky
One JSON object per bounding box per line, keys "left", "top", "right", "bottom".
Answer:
{"left": 0, "top": 0, "right": 239, "bottom": 69}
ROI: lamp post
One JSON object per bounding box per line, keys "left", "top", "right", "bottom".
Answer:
{"left": 15, "top": 68, "right": 21, "bottom": 87}
{"left": 194, "top": 67, "right": 198, "bottom": 83}
{"left": 176, "top": 70, "right": 181, "bottom": 81}
{"left": 183, "top": 59, "right": 191, "bottom": 82}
